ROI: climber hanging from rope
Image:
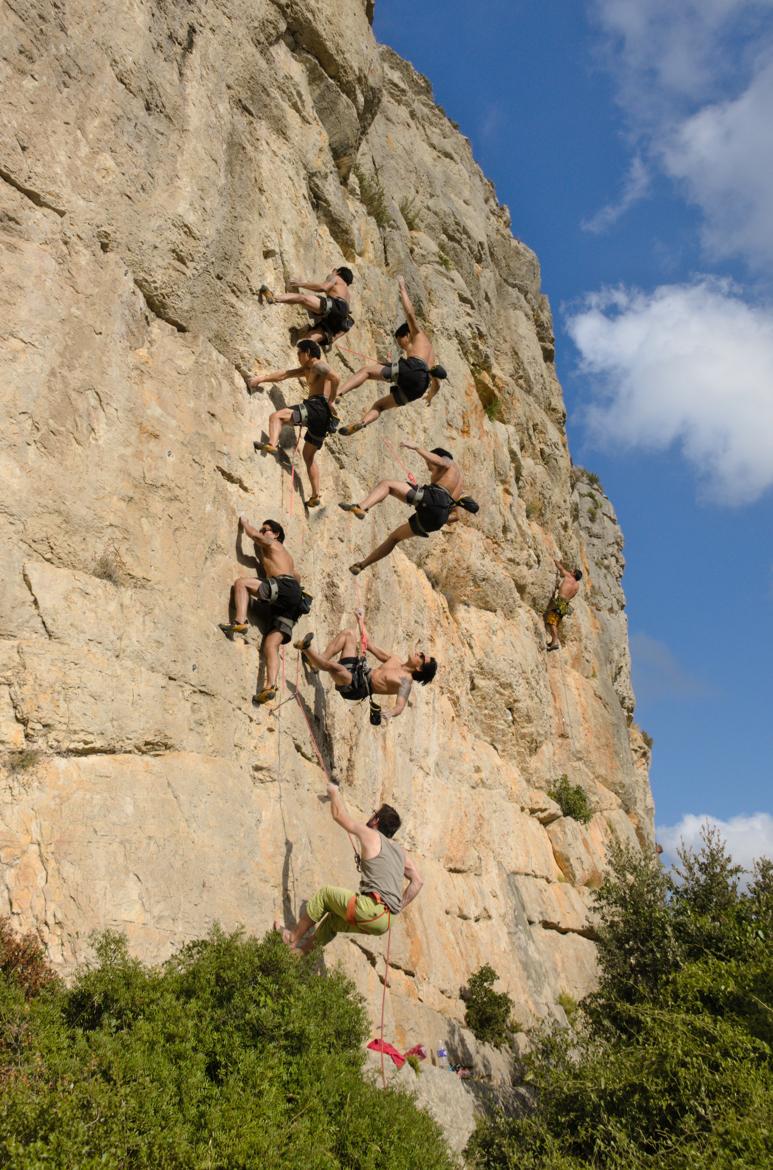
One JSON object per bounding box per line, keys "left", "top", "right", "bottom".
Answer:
{"left": 295, "top": 608, "right": 437, "bottom": 723}
{"left": 338, "top": 442, "right": 479, "bottom": 575}
{"left": 544, "top": 556, "right": 583, "bottom": 652}
{"left": 336, "top": 276, "right": 447, "bottom": 435}
{"left": 249, "top": 340, "right": 340, "bottom": 508}
{"left": 258, "top": 266, "right": 354, "bottom": 348}
{"left": 218, "top": 516, "right": 311, "bottom": 704}
{"left": 274, "top": 784, "right": 423, "bottom": 953}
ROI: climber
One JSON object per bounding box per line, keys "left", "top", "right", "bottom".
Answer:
{"left": 544, "top": 557, "right": 583, "bottom": 651}
{"left": 218, "top": 517, "right": 310, "bottom": 704}
{"left": 275, "top": 786, "right": 423, "bottom": 953}
{"left": 248, "top": 340, "right": 340, "bottom": 507}
{"left": 336, "top": 276, "right": 447, "bottom": 435}
{"left": 338, "top": 442, "right": 479, "bottom": 574}
{"left": 258, "top": 266, "right": 354, "bottom": 347}
{"left": 295, "top": 609, "right": 437, "bottom": 721}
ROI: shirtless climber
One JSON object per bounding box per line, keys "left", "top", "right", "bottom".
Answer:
{"left": 248, "top": 340, "right": 340, "bottom": 507}
{"left": 259, "top": 266, "right": 354, "bottom": 348}
{"left": 338, "top": 442, "right": 479, "bottom": 574}
{"left": 295, "top": 609, "right": 437, "bottom": 722}
{"left": 337, "top": 276, "right": 447, "bottom": 435}
{"left": 218, "top": 517, "right": 310, "bottom": 704}
{"left": 544, "top": 557, "right": 583, "bottom": 651}
{"left": 275, "top": 787, "right": 422, "bottom": 954}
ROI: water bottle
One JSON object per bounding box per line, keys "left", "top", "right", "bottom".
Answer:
{"left": 437, "top": 1045, "right": 448, "bottom": 1069}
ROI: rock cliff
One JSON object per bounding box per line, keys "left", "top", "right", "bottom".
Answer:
{"left": 1, "top": 0, "right": 652, "bottom": 1092}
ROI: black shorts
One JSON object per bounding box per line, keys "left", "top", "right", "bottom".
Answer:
{"left": 406, "top": 484, "right": 454, "bottom": 537}
{"left": 291, "top": 396, "right": 333, "bottom": 450}
{"left": 335, "top": 656, "right": 371, "bottom": 701}
{"left": 257, "top": 575, "right": 305, "bottom": 644}
{"left": 314, "top": 295, "right": 353, "bottom": 340}
{"left": 384, "top": 357, "right": 431, "bottom": 405}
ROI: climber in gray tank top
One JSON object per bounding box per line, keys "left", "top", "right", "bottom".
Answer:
{"left": 275, "top": 785, "right": 423, "bottom": 954}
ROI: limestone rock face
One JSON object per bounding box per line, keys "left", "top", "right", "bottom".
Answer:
{"left": 1, "top": 0, "right": 653, "bottom": 1075}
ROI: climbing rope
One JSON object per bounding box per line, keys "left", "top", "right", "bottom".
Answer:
{"left": 378, "top": 916, "right": 393, "bottom": 1089}
{"left": 382, "top": 435, "right": 418, "bottom": 486}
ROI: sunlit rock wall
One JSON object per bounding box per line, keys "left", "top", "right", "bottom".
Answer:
{"left": 0, "top": 0, "right": 652, "bottom": 1078}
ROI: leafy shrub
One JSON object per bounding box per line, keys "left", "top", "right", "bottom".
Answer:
{"left": 0, "top": 918, "right": 58, "bottom": 998}
{"left": 0, "top": 926, "right": 456, "bottom": 1169}
{"left": 548, "top": 776, "right": 592, "bottom": 824}
{"left": 462, "top": 965, "right": 514, "bottom": 1047}
{"left": 641, "top": 729, "right": 654, "bottom": 750}
{"left": 484, "top": 398, "right": 503, "bottom": 422}
{"left": 466, "top": 829, "right": 773, "bottom": 1170}
{"left": 438, "top": 248, "right": 453, "bottom": 271}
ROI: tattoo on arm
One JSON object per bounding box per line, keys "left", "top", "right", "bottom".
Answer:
{"left": 398, "top": 677, "right": 412, "bottom": 701}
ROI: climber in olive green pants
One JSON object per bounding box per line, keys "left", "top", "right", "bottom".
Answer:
{"left": 275, "top": 783, "right": 423, "bottom": 953}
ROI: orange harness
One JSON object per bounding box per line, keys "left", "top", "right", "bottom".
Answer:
{"left": 346, "top": 890, "right": 391, "bottom": 927}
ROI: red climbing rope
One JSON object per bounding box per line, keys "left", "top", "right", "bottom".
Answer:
{"left": 334, "top": 340, "right": 382, "bottom": 364}
{"left": 382, "top": 435, "right": 417, "bottom": 486}
{"left": 378, "top": 916, "right": 393, "bottom": 1088}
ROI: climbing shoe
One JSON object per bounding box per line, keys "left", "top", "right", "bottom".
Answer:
{"left": 338, "top": 421, "right": 365, "bottom": 437}
{"left": 339, "top": 502, "right": 366, "bottom": 519}
{"left": 258, "top": 284, "right": 275, "bottom": 304}
{"left": 254, "top": 441, "right": 278, "bottom": 454}
{"left": 307, "top": 495, "right": 321, "bottom": 508}
{"left": 294, "top": 632, "right": 314, "bottom": 653}
{"left": 546, "top": 643, "right": 560, "bottom": 652}
{"left": 253, "top": 685, "right": 278, "bottom": 706}
{"left": 349, "top": 562, "right": 364, "bottom": 576}
{"left": 219, "top": 622, "right": 248, "bottom": 639}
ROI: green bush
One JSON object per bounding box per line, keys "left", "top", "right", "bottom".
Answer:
{"left": 0, "top": 926, "right": 456, "bottom": 1169}
{"left": 548, "top": 776, "right": 592, "bottom": 825}
{"left": 466, "top": 830, "right": 773, "bottom": 1170}
{"left": 462, "top": 965, "right": 514, "bottom": 1048}
{"left": 356, "top": 169, "right": 390, "bottom": 229}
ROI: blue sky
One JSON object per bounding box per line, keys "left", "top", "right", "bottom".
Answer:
{"left": 374, "top": 0, "right": 773, "bottom": 865}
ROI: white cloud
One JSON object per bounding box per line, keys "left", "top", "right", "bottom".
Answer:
{"left": 662, "top": 60, "right": 773, "bottom": 267}
{"left": 629, "top": 633, "right": 711, "bottom": 704}
{"left": 588, "top": 0, "right": 773, "bottom": 267}
{"left": 658, "top": 811, "right": 773, "bottom": 872}
{"left": 582, "top": 156, "right": 650, "bottom": 234}
{"left": 567, "top": 278, "right": 773, "bottom": 503}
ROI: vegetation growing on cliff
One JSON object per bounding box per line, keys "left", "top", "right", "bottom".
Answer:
{"left": 0, "top": 927, "right": 456, "bottom": 1170}
{"left": 462, "top": 965, "right": 516, "bottom": 1047}
{"left": 468, "top": 831, "right": 773, "bottom": 1169}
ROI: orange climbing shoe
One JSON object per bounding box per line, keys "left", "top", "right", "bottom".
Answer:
{"left": 219, "top": 622, "right": 248, "bottom": 639}
{"left": 339, "top": 502, "right": 366, "bottom": 519}
{"left": 258, "top": 284, "right": 275, "bottom": 304}
{"left": 349, "top": 562, "right": 364, "bottom": 576}
{"left": 338, "top": 421, "right": 365, "bottom": 437}
{"left": 254, "top": 441, "right": 278, "bottom": 455}
{"left": 253, "top": 685, "right": 278, "bottom": 706}
{"left": 294, "top": 632, "right": 314, "bottom": 653}
{"left": 307, "top": 494, "right": 321, "bottom": 508}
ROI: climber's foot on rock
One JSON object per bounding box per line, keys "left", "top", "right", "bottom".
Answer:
{"left": 339, "top": 502, "right": 366, "bottom": 519}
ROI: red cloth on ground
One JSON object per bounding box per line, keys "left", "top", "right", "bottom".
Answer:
{"left": 367, "top": 1039, "right": 406, "bottom": 1068}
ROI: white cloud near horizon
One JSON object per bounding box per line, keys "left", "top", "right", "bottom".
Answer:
{"left": 582, "top": 156, "right": 650, "bottom": 234}
{"left": 567, "top": 278, "right": 773, "bottom": 504}
{"left": 658, "top": 811, "right": 773, "bottom": 872}
{"left": 588, "top": 0, "right": 773, "bottom": 268}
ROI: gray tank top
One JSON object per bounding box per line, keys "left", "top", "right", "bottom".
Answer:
{"left": 359, "top": 834, "right": 405, "bottom": 914}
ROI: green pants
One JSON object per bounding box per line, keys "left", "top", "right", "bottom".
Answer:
{"left": 307, "top": 885, "right": 391, "bottom": 949}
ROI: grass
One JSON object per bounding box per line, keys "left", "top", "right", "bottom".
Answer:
{"left": 5, "top": 748, "right": 42, "bottom": 774}
{"left": 557, "top": 991, "right": 579, "bottom": 1024}
{"left": 641, "top": 729, "right": 654, "bottom": 751}
{"left": 93, "top": 551, "right": 124, "bottom": 586}
{"left": 483, "top": 398, "right": 503, "bottom": 422}
{"left": 437, "top": 248, "right": 453, "bottom": 271}
{"left": 356, "top": 169, "right": 390, "bottom": 228}
{"left": 399, "top": 196, "right": 420, "bottom": 231}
